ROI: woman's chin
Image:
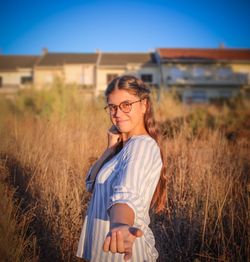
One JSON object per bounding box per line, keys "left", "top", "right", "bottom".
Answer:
{"left": 117, "top": 128, "right": 125, "bottom": 133}
{"left": 117, "top": 127, "right": 130, "bottom": 134}
{"left": 116, "top": 124, "right": 129, "bottom": 132}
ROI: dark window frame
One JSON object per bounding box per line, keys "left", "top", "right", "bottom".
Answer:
{"left": 141, "top": 74, "right": 153, "bottom": 83}
{"left": 21, "top": 76, "right": 33, "bottom": 85}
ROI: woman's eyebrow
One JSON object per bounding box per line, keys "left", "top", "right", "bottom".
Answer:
{"left": 108, "top": 100, "right": 132, "bottom": 105}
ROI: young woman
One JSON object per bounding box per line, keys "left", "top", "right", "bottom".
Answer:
{"left": 76, "top": 75, "right": 167, "bottom": 262}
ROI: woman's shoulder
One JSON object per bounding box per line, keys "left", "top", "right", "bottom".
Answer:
{"left": 129, "top": 134, "right": 155, "bottom": 143}
{"left": 123, "top": 135, "right": 160, "bottom": 155}
{"left": 128, "top": 134, "right": 157, "bottom": 144}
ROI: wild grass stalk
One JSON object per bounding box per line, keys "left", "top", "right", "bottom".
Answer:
{"left": 0, "top": 84, "right": 249, "bottom": 261}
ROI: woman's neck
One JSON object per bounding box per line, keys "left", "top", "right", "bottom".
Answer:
{"left": 122, "top": 130, "right": 148, "bottom": 144}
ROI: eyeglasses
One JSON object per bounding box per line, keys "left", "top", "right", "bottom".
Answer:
{"left": 104, "top": 99, "right": 142, "bottom": 115}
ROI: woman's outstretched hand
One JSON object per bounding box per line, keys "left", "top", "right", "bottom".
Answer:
{"left": 102, "top": 225, "right": 143, "bottom": 261}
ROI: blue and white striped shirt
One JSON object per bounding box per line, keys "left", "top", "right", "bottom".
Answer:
{"left": 76, "top": 135, "right": 163, "bottom": 262}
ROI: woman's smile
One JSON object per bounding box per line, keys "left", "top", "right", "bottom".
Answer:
{"left": 116, "top": 120, "right": 128, "bottom": 123}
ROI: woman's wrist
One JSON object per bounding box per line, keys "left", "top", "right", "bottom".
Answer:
{"left": 110, "top": 222, "right": 130, "bottom": 230}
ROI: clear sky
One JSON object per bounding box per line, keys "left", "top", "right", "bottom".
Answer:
{"left": 1, "top": 0, "right": 250, "bottom": 54}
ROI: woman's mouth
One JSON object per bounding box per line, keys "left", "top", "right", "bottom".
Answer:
{"left": 117, "top": 120, "right": 128, "bottom": 124}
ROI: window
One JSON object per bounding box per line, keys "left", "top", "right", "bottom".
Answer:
{"left": 141, "top": 74, "right": 153, "bottom": 83}
{"left": 169, "top": 68, "right": 183, "bottom": 81}
{"left": 166, "top": 76, "right": 172, "bottom": 81}
{"left": 21, "top": 76, "right": 32, "bottom": 85}
{"left": 217, "top": 67, "right": 232, "bottom": 79}
{"left": 107, "top": 74, "right": 118, "bottom": 84}
{"left": 193, "top": 67, "right": 205, "bottom": 78}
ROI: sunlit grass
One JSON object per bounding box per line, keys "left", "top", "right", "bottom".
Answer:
{"left": 0, "top": 82, "right": 249, "bottom": 261}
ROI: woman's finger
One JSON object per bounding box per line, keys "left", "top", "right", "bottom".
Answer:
{"left": 102, "top": 235, "right": 111, "bottom": 252}
{"left": 117, "top": 230, "right": 125, "bottom": 253}
{"left": 123, "top": 247, "right": 132, "bottom": 261}
{"left": 110, "top": 231, "right": 117, "bottom": 253}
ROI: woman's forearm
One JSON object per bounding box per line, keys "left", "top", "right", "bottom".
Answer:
{"left": 109, "top": 203, "right": 135, "bottom": 230}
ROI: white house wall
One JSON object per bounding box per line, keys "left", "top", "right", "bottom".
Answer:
{"left": 96, "top": 68, "right": 125, "bottom": 92}
{"left": 96, "top": 66, "right": 160, "bottom": 93}
{"left": 137, "top": 66, "right": 160, "bottom": 85}
{"left": 34, "top": 67, "right": 63, "bottom": 89}
{"left": 161, "top": 64, "right": 248, "bottom": 86}
{"left": 63, "top": 64, "right": 95, "bottom": 86}
{"left": 82, "top": 65, "right": 95, "bottom": 85}
{"left": 231, "top": 64, "right": 250, "bottom": 85}
{"left": 182, "top": 87, "right": 240, "bottom": 103}
{"left": 0, "top": 69, "right": 32, "bottom": 87}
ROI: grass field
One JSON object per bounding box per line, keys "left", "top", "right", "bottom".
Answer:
{"left": 0, "top": 82, "right": 249, "bottom": 262}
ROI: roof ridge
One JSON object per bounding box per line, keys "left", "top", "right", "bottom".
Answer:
{"left": 157, "top": 47, "right": 250, "bottom": 51}
{"left": 101, "top": 52, "right": 151, "bottom": 54}
{"left": 0, "top": 54, "right": 39, "bottom": 57}
{"left": 44, "top": 52, "right": 97, "bottom": 55}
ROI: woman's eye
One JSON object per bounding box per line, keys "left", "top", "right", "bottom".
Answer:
{"left": 122, "top": 103, "right": 130, "bottom": 108}
{"left": 109, "top": 105, "right": 116, "bottom": 111}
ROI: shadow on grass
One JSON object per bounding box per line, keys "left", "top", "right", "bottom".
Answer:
{"left": 1, "top": 153, "right": 64, "bottom": 262}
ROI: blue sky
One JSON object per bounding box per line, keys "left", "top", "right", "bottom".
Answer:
{"left": 1, "top": 0, "right": 250, "bottom": 54}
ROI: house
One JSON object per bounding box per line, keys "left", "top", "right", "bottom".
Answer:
{"left": 0, "top": 55, "right": 39, "bottom": 92}
{"left": 95, "top": 52, "right": 159, "bottom": 95}
{"left": 1, "top": 47, "right": 250, "bottom": 102}
{"left": 34, "top": 50, "right": 98, "bottom": 89}
{"left": 156, "top": 48, "right": 250, "bottom": 102}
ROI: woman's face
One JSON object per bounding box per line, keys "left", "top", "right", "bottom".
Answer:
{"left": 107, "top": 88, "right": 147, "bottom": 137}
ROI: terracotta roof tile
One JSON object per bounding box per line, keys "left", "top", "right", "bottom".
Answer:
{"left": 157, "top": 48, "right": 250, "bottom": 61}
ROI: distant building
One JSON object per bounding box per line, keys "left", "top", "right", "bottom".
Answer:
{"left": 1, "top": 47, "right": 250, "bottom": 102}
{"left": 34, "top": 51, "right": 98, "bottom": 89}
{"left": 0, "top": 55, "right": 39, "bottom": 91}
{"left": 95, "top": 51, "right": 159, "bottom": 95}
{"left": 156, "top": 48, "right": 250, "bottom": 102}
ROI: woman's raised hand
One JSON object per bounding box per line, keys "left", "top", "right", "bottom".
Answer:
{"left": 102, "top": 225, "right": 143, "bottom": 261}
{"left": 107, "top": 125, "right": 122, "bottom": 149}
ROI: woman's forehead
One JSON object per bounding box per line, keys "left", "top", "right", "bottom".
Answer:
{"left": 107, "top": 89, "right": 137, "bottom": 104}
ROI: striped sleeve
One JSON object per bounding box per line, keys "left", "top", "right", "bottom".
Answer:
{"left": 106, "top": 138, "right": 159, "bottom": 222}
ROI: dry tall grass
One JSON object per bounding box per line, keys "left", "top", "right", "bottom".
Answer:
{"left": 0, "top": 83, "right": 249, "bottom": 261}
{"left": 0, "top": 159, "right": 38, "bottom": 261}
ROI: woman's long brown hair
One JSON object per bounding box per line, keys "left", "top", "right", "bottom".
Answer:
{"left": 104, "top": 75, "right": 167, "bottom": 214}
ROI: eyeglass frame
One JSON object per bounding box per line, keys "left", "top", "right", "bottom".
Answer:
{"left": 104, "top": 99, "right": 143, "bottom": 115}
